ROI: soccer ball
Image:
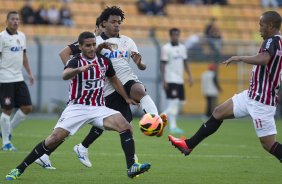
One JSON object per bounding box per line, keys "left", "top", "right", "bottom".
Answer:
{"left": 139, "top": 113, "right": 163, "bottom": 136}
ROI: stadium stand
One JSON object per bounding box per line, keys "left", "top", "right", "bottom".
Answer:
{"left": 0, "top": 0, "right": 280, "bottom": 41}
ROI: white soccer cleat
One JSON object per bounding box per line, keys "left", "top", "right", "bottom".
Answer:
{"left": 73, "top": 143, "right": 92, "bottom": 168}
{"left": 35, "top": 154, "right": 56, "bottom": 169}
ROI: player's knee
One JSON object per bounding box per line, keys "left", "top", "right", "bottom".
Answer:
{"left": 21, "top": 105, "right": 32, "bottom": 114}
{"left": 259, "top": 139, "right": 274, "bottom": 152}
{"left": 45, "top": 132, "right": 64, "bottom": 149}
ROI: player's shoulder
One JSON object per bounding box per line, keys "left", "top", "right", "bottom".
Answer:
{"left": 97, "top": 53, "right": 110, "bottom": 63}
{"left": 119, "top": 35, "right": 135, "bottom": 42}
{"left": 162, "top": 42, "right": 171, "bottom": 49}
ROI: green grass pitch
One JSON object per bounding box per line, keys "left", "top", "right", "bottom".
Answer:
{"left": 0, "top": 116, "right": 281, "bottom": 184}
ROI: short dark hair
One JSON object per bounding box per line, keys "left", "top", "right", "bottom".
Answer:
{"left": 262, "top": 11, "right": 281, "bottom": 29}
{"left": 99, "top": 6, "right": 125, "bottom": 22}
{"left": 6, "top": 11, "right": 18, "bottom": 20}
{"left": 78, "top": 31, "right": 95, "bottom": 45}
{"left": 169, "top": 28, "right": 180, "bottom": 36}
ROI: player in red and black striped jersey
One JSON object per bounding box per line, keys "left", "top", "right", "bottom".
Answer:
{"left": 5, "top": 32, "right": 151, "bottom": 180}
{"left": 169, "top": 11, "right": 282, "bottom": 164}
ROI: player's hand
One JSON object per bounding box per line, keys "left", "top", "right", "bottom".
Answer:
{"left": 79, "top": 63, "right": 96, "bottom": 72}
{"left": 125, "top": 98, "right": 139, "bottom": 105}
{"left": 222, "top": 56, "right": 241, "bottom": 66}
{"left": 29, "top": 74, "right": 35, "bottom": 86}
{"left": 188, "top": 77, "right": 194, "bottom": 87}
{"left": 131, "top": 52, "right": 146, "bottom": 70}
{"left": 96, "top": 42, "right": 114, "bottom": 53}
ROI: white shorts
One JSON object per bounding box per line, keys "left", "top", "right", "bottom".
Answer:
{"left": 54, "top": 104, "right": 120, "bottom": 135}
{"left": 232, "top": 90, "right": 277, "bottom": 137}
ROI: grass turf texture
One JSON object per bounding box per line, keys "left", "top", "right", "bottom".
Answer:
{"left": 0, "top": 117, "right": 281, "bottom": 184}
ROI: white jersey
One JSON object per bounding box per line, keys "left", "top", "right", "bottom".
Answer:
{"left": 161, "top": 42, "right": 187, "bottom": 84}
{"left": 96, "top": 33, "right": 139, "bottom": 96}
{"left": 0, "top": 29, "right": 26, "bottom": 83}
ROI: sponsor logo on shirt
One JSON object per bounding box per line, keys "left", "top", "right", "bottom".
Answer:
{"left": 104, "top": 50, "right": 129, "bottom": 59}
{"left": 10, "top": 46, "right": 23, "bottom": 52}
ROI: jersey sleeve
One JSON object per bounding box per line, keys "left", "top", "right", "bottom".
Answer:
{"left": 160, "top": 45, "right": 169, "bottom": 62}
{"left": 105, "top": 57, "right": 116, "bottom": 77}
{"left": 64, "top": 56, "right": 79, "bottom": 69}
{"left": 68, "top": 41, "right": 81, "bottom": 55}
{"left": 261, "top": 37, "right": 276, "bottom": 57}
{"left": 182, "top": 45, "right": 188, "bottom": 61}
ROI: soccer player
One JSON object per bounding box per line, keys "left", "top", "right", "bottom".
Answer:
{"left": 53, "top": 6, "right": 167, "bottom": 168}
{"left": 168, "top": 11, "right": 282, "bottom": 164}
{"left": 5, "top": 32, "right": 151, "bottom": 180}
{"left": 160, "top": 28, "right": 193, "bottom": 134}
{"left": 0, "top": 11, "right": 34, "bottom": 151}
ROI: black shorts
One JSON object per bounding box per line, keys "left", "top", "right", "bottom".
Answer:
{"left": 0, "top": 81, "right": 32, "bottom": 109}
{"left": 105, "top": 80, "right": 140, "bottom": 122}
{"left": 165, "top": 83, "right": 185, "bottom": 100}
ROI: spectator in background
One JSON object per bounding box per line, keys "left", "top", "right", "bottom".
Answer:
{"left": 261, "top": 0, "right": 278, "bottom": 8}
{"left": 204, "top": 17, "right": 222, "bottom": 63}
{"left": 47, "top": 5, "right": 60, "bottom": 25}
{"left": 20, "top": 0, "right": 35, "bottom": 24}
{"left": 137, "top": 0, "right": 166, "bottom": 15}
{"left": 35, "top": 4, "right": 49, "bottom": 24}
{"left": 201, "top": 64, "right": 221, "bottom": 118}
{"left": 203, "top": 0, "right": 227, "bottom": 5}
{"left": 59, "top": 3, "right": 74, "bottom": 27}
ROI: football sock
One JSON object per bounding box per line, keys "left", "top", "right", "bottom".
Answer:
{"left": 140, "top": 95, "right": 158, "bottom": 114}
{"left": 164, "top": 99, "right": 180, "bottom": 129}
{"left": 17, "top": 140, "right": 49, "bottom": 173}
{"left": 11, "top": 109, "right": 27, "bottom": 129}
{"left": 120, "top": 129, "right": 135, "bottom": 169}
{"left": 81, "top": 126, "right": 104, "bottom": 148}
{"left": 45, "top": 140, "right": 64, "bottom": 156}
{"left": 270, "top": 142, "right": 282, "bottom": 163}
{"left": 0, "top": 113, "right": 11, "bottom": 145}
{"left": 186, "top": 115, "right": 223, "bottom": 149}
{"left": 169, "top": 115, "right": 177, "bottom": 130}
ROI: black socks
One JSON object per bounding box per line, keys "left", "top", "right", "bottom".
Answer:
{"left": 82, "top": 127, "right": 104, "bottom": 148}
{"left": 120, "top": 129, "right": 135, "bottom": 169}
{"left": 186, "top": 115, "right": 223, "bottom": 149}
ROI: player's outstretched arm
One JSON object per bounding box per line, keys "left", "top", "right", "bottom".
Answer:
{"left": 59, "top": 46, "right": 73, "bottom": 65}
{"left": 131, "top": 51, "right": 146, "bottom": 70}
{"left": 108, "top": 75, "right": 138, "bottom": 105}
{"left": 223, "top": 52, "right": 271, "bottom": 66}
{"left": 62, "top": 64, "right": 95, "bottom": 80}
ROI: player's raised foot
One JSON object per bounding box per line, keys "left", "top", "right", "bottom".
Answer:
{"left": 156, "top": 113, "right": 168, "bottom": 137}
{"left": 6, "top": 168, "right": 22, "bottom": 180}
{"left": 170, "top": 127, "right": 184, "bottom": 134}
{"left": 168, "top": 135, "right": 192, "bottom": 156}
{"left": 35, "top": 154, "right": 56, "bottom": 170}
{"left": 127, "top": 162, "right": 151, "bottom": 178}
{"left": 73, "top": 143, "right": 92, "bottom": 168}
{"left": 2, "top": 143, "right": 17, "bottom": 151}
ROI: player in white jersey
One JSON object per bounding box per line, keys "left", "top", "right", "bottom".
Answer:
{"left": 0, "top": 11, "right": 34, "bottom": 151}
{"left": 48, "top": 6, "right": 167, "bottom": 169}
{"left": 5, "top": 32, "right": 151, "bottom": 180}
{"left": 160, "top": 28, "right": 193, "bottom": 134}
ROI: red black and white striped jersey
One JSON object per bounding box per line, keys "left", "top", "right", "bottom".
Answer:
{"left": 65, "top": 53, "right": 115, "bottom": 106}
{"left": 248, "top": 35, "right": 282, "bottom": 106}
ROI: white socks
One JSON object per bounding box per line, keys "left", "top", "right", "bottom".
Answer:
{"left": 11, "top": 109, "right": 27, "bottom": 129}
{"left": 140, "top": 95, "right": 158, "bottom": 115}
{"left": 1, "top": 113, "right": 11, "bottom": 146}
{"left": 163, "top": 99, "right": 180, "bottom": 130}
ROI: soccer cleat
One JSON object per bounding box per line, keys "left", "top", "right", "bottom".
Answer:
{"left": 156, "top": 113, "right": 168, "bottom": 137}
{"left": 170, "top": 127, "right": 185, "bottom": 134}
{"left": 127, "top": 162, "right": 151, "bottom": 178}
{"left": 168, "top": 135, "right": 192, "bottom": 156}
{"left": 73, "top": 143, "right": 92, "bottom": 167}
{"left": 6, "top": 168, "right": 21, "bottom": 180}
{"left": 35, "top": 154, "right": 56, "bottom": 169}
{"left": 2, "top": 143, "right": 17, "bottom": 151}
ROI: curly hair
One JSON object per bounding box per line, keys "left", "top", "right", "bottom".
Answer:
{"left": 99, "top": 6, "right": 125, "bottom": 22}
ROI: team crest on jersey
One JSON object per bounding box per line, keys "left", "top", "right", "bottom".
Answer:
{"left": 4, "top": 97, "right": 11, "bottom": 105}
